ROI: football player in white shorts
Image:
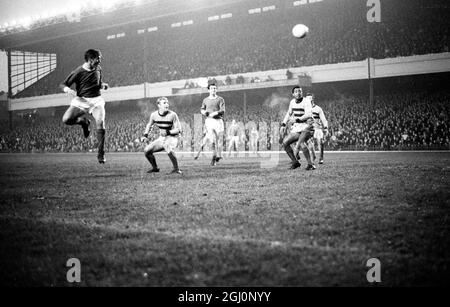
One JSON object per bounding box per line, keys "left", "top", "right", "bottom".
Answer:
{"left": 143, "top": 97, "right": 182, "bottom": 174}
{"left": 60, "top": 49, "right": 109, "bottom": 164}
{"left": 309, "top": 93, "right": 328, "bottom": 164}
{"left": 280, "top": 86, "right": 315, "bottom": 170}
{"left": 200, "top": 83, "right": 225, "bottom": 166}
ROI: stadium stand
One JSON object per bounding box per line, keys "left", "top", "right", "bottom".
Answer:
{"left": 12, "top": 0, "right": 450, "bottom": 98}
{"left": 1, "top": 88, "right": 449, "bottom": 153}
{"left": 1, "top": 1, "right": 449, "bottom": 153}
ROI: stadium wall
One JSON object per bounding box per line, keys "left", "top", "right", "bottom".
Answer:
{"left": 8, "top": 52, "right": 450, "bottom": 111}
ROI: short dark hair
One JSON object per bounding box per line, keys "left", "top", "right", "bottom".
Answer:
{"left": 84, "top": 49, "right": 101, "bottom": 61}
{"left": 207, "top": 83, "right": 217, "bottom": 90}
{"left": 292, "top": 86, "right": 302, "bottom": 94}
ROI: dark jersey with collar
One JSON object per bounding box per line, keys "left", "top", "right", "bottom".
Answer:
{"left": 201, "top": 96, "right": 225, "bottom": 119}
{"left": 61, "top": 65, "right": 103, "bottom": 98}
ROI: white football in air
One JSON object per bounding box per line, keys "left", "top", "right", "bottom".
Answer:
{"left": 292, "top": 24, "right": 309, "bottom": 39}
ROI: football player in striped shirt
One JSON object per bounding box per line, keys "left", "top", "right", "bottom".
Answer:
{"left": 201, "top": 83, "right": 225, "bottom": 166}
{"left": 143, "top": 97, "right": 182, "bottom": 174}
{"left": 280, "top": 86, "right": 315, "bottom": 170}
{"left": 60, "top": 49, "right": 109, "bottom": 164}
{"left": 309, "top": 93, "right": 328, "bottom": 164}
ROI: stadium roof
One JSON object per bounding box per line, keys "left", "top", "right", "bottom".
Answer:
{"left": 0, "top": 0, "right": 253, "bottom": 50}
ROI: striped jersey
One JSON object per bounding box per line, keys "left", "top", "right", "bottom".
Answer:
{"left": 201, "top": 96, "right": 225, "bottom": 119}
{"left": 312, "top": 105, "right": 328, "bottom": 130}
{"left": 148, "top": 110, "right": 181, "bottom": 136}
{"left": 284, "top": 96, "right": 313, "bottom": 124}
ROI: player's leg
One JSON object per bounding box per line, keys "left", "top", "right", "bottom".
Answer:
{"left": 164, "top": 137, "right": 181, "bottom": 174}
{"left": 310, "top": 138, "right": 317, "bottom": 163}
{"left": 216, "top": 120, "right": 224, "bottom": 161}
{"left": 298, "top": 130, "right": 315, "bottom": 170}
{"left": 144, "top": 138, "right": 164, "bottom": 172}
{"left": 62, "top": 105, "right": 90, "bottom": 138}
{"left": 319, "top": 137, "right": 325, "bottom": 164}
{"left": 210, "top": 129, "right": 219, "bottom": 165}
{"left": 216, "top": 131, "right": 224, "bottom": 161}
{"left": 293, "top": 143, "right": 301, "bottom": 161}
{"left": 194, "top": 134, "right": 207, "bottom": 160}
{"left": 227, "top": 137, "right": 233, "bottom": 157}
{"left": 282, "top": 132, "right": 301, "bottom": 168}
{"left": 91, "top": 102, "right": 106, "bottom": 164}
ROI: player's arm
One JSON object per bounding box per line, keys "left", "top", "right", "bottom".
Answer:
{"left": 169, "top": 113, "right": 182, "bottom": 135}
{"left": 281, "top": 102, "right": 293, "bottom": 126}
{"left": 319, "top": 108, "right": 329, "bottom": 135}
{"left": 143, "top": 114, "right": 155, "bottom": 138}
{"left": 210, "top": 97, "right": 225, "bottom": 118}
{"left": 200, "top": 99, "right": 209, "bottom": 117}
{"left": 60, "top": 70, "right": 77, "bottom": 96}
{"left": 280, "top": 102, "right": 293, "bottom": 135}
{"left": 99, "top": 67, "right": 109, "bottom": 90}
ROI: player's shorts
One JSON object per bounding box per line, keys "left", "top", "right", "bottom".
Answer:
{"left": 290, "top": 122, "right": 310, "bottom": 134}
{"left": 205, "top": 118, "right": 224, "bottom": 135}
{"left": 229, "top": 136, "right": 239, "bottom": 144}
{"left": 147, "top": 136, "right": 179, "bottom": 153}
{"left": 314, "top": 129, "right": 324, "bottom": 140}
{"left": 71, "top": 96, "right": 105, "bottom": 114}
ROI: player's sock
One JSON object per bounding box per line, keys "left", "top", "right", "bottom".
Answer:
{"left": 311, "top": 148, "right": 316, "bottom": 162}
{"left": 145, "top": 151, "right": 158, "bottom": 170}
{"left": 97, "top": 129, "right": 105, "bottom": 163}
{"left": 320, "top": 144, "right": 324, "bottom": 162}
{"left": 284, "top": 143, "right": 297, "bottom": 163}
{"left": 194, "top": 148, "right": 202, "bottom": 160}
{"left": 294, "top": 146, "right": 301, "bottom": 161}
{"left": 168, "top": 152, "right": 179, "bottom": 171}
{"left": 302, "top": 146, "right": 313, "bottom": 166}
{"left": 76, "top": 117, "right": 90, "bottom": 138}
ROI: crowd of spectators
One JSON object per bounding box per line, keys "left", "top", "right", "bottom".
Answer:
{"left": 2, "top": 89, "right": 449, "bottom": 153}
{"left": 14, "top": 0, "right": 450, "bottom": 98}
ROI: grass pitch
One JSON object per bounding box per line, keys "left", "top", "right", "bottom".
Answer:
{"left": 0, "top": 152, "right": 449, "bottom": 286}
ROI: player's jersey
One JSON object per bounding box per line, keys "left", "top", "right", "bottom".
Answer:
{"left": 288, "top": 97, "right": 313, "bottom": 123}
{"left": 228, "top": 124, "right": 240, "bottom": 137}
{"left": 282, "top": 96, "right": 314, "bottom": 133}
{"left": 201, "top": 96, "right": 225, "bottom": 119}
{"left": 62, "top": 65, "right": 104, "bottom": 98}
{"left": 312, "top": 105, "right": 328, "bottom": 130}
{"left": 149, "top": 110, "right": 181, "bottom": 136}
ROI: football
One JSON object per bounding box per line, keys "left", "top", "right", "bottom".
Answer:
{"left": 292, "top": 24, "right": 309, "bottom": 38}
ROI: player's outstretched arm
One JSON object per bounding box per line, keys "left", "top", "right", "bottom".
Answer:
{"left": 169, "top": 113, "right": 182, "bottom": 135}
